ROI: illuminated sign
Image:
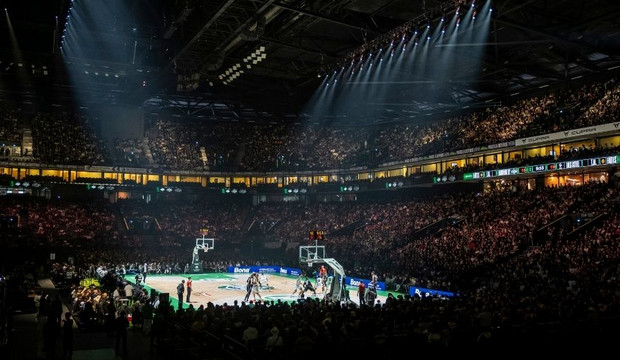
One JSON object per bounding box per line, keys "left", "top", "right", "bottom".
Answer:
{"left": 463, "top": 154, "right": 619, "bottom": 181}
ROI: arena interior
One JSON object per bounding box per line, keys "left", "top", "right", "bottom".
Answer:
{"left": 1, "top": 0, "right": 620, "bottom": 359}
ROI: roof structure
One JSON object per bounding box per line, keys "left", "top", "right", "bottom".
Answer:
{"left": 0, "top": 0, "right": 619, "bottom": 124}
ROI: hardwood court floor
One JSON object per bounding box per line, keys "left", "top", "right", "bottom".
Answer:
{"left": 129, "top": 273, "right": 388, "bottom": 308}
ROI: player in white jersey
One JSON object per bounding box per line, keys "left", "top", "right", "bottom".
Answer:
{"left": 260, "top": 273, "right": 271, "bottom": 291}
{"left": 292, "top": 274, "right": 303, "bottom": 296}
{"left": 315, "top": 276, "right": 325, "bottom": 294}
{"left": 251, "top": 273, "right": 263, "bottom": 302}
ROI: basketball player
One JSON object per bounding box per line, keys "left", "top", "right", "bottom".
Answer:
{"left": 243, "top": 273, "right": 253, "bottom": 302}
{"left": 316, "top": 276, "right": 325, "bottom": 294}
{"left": 186, "top": 277, "right": 193, "bottom": 303}
{"left": 302, "top": 277, "right": 316, "bottom": 297}
{"left": 370, "top": 271, "right": 379, "bottom": 287}
{"left": 251, "top": 273, "right": 263, "bottom": 302}
{"left": 319, "top": 265, "right": 327, "bottom": 282}
{"left": 259, "top": 273, "right": 271, "bottom": 292}
{"left": 292, "top": 274, "right": 303, "bottom": 296}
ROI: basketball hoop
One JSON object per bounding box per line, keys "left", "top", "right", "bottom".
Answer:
{"left": 203, "top": 247, "right": 209, "bottom": 253}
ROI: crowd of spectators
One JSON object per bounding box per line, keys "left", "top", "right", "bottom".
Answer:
{"left": 0, "top": 106, "right": 23, "bottom": 158}
{"left": 1, "top": 176, "right": 617, "bottom": 294}
{"left": 1, "top": 76, "right": 619, "bottom": 356}
{"left": 1, "top": 78, "right": 617, "bottom": 172}
{"left": 31, "top": 111, "right": 108, "bottom": 165}
{"left": 0, "top": 196, "right": 118, "bottom": 248}
{"left": 110, "top": 137, "right": 150, "bottom": 167}
{"left": 0, "top": 172, "right": 618, "bottom": 357}
{"left": 22, "top": 194, "right": 620, "bottom": 356}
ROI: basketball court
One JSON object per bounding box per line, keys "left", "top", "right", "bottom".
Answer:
{"left": 125, "top": 236, "right": 389, "bottom": 309}
{"left": 127, "top": 272, "right": 389, "bottom": 309}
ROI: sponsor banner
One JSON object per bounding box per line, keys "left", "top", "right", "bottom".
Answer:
{"left": 228, "top": 266, "right": 303, "bottom": 276}
{"left": 409, "top": 286, "right": 455, "bottom": 298}
{"left": 487, "top": 140, "right": 515, "bottom": 149}
{"left": 456, "top": 147, "right": 480, "bottom": 155}
{"left": 285, "top": 268, "right": 304, "bottom": 276}
{"left": 382, "top": 141, "right": 514, "bottom": 167}
{"left": 517, "top": 121, "right": 620, "bottom": 146}
{"left": 345, "top": 277, "right": 385, "bottom": 292}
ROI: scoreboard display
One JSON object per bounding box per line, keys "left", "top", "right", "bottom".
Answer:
{"left": 463, "top": 155, "right": 618, "bottom": 181}
{"left": 309, "top": 230, "right": 325, "bottom": 241}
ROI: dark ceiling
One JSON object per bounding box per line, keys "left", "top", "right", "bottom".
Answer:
{"left": 0, "top": 0, "right": 619, "bottom": 124}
